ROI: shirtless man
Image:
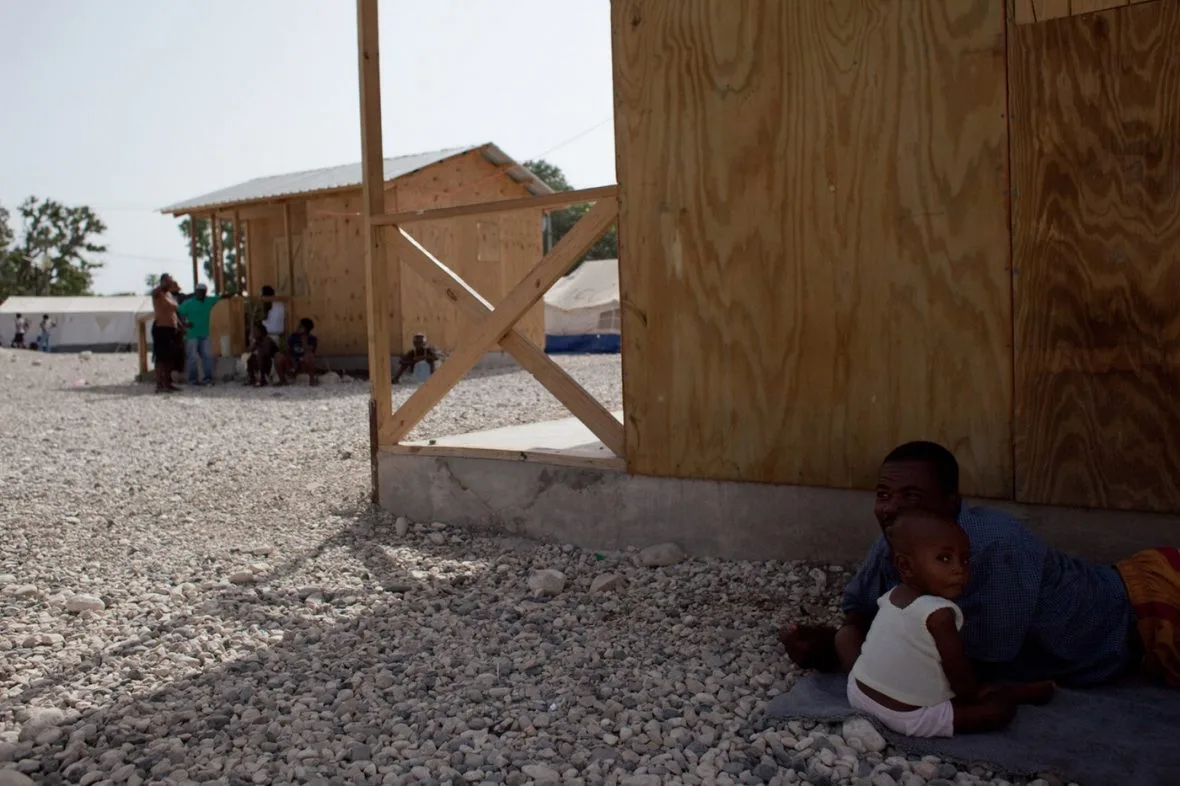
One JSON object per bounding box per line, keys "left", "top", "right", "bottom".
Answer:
{"left": 12, "top": 313, "right": 28, "bottom": 348}
{"left": 151, "top": 274, "right": 182, "bottom": 393}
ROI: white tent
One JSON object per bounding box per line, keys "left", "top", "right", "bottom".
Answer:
{"left": 543, "top": 258, "right": 621, "bottom": 353}
{"left": 0, "top": 296, "right": 153, "bottom": 351}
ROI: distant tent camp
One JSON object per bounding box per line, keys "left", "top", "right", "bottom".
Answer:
{"left": 543, "top": 258, "right": 620, "bottom": 354}
{"left": 0, "top": 296, "right": 153, "bottom": 351}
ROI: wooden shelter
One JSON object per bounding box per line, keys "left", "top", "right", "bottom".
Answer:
{"left": 158, "top": 144, "right": 551, "bottom": 364}
{"left": 359, "top": 0, "right": 1180, "bottom": 562}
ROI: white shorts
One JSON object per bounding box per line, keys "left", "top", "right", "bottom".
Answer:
{"left": 847, "top": 678, "right": 954, "bottom": 738}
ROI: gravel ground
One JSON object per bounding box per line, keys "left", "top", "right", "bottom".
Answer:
{"left": 0, "top": 350, "right": 1071, "bottom": 786}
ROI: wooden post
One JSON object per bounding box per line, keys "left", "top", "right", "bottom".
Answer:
{"left": 241, "top": 219, "right": 251, "bottom": 295}
{"left": 188, "top": 216, "right": 199, "bottom": 290}
{"left": 137, "top": 316, "right": 149, "bottom": 377}
{"left": 283, "top": 202, "right": 295, "bottom": 333}
{"left": 357, "top": 0, "right": 393, "bottom": 465}
{"left": 210, "top": 212, "right": 222, "bottom": 293}
{"left": 233, "top": 211, "right": 244, "bottom": 295}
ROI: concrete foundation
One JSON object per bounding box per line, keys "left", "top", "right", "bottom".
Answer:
{"left": 377, "top": 451, "right": 1180, "bottom": 564}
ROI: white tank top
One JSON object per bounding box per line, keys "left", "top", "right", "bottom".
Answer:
{"left": 850, "top": 588, "right": 964, "bottom": 707}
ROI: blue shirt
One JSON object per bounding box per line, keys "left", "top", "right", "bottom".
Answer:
{"left": 287, "top": 332, "right": 317, "bottom": 358}
{"left": 842, "top": 503, "right": 1133, "bottom": 686}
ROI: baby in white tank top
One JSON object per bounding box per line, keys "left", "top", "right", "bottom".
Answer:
{"left": 847, "top": 510, "right": 1055, "bottom": 737}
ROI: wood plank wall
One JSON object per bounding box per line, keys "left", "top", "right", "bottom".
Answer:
{"left": 241, "top": 150, "right": 544, "bottom": 358}
{"left": 390, "top": 150, "right": 545, "bottom": 354}
{"left": 1010, "top": 0, "right": 1160, "bottom": 25}
{"left": 1009, "top": 0, "right": 1180, "bottom": 512}
{"left": 612, "top": 0, "right": 1014, "bottom": 496}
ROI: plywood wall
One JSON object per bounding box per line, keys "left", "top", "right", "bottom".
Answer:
{"left": 244, "top": 207, "right": 283, "bottom": 296}
{"left": 1010, "top": 0, "right": 1159, "bottom": 25}
{"left": 391, "top": 149, "right": 545, "bottom": 353}
{"left": 242, "top": 149, "right": 545, "bottom": 359}
{"left": 1009, "top": 0, "right": 1180, "bottom": 512}
{"left": 612, "top": 0, "right": 1014, "bottom": 495}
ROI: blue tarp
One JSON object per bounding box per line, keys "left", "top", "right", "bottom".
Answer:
{"left": 544, "top": 333, "right": 620, "bottom": 354}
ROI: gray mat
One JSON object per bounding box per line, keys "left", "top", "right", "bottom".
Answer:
{"left": 765, "top": 673, "right": 1180, "bottom": 786}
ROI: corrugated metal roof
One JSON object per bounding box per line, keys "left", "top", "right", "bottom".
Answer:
{"left": 0, "top": 296, "right": 154, "bottom": 315}
{"left": 159, "top": 142, "right": 553, "bottom": 214}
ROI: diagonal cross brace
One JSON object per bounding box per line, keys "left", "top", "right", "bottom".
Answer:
{"left": 390, "top": 229, "right": 626, "bottom": 456}
{"left": 381, "top": 197, "right": 621, "bottom": 450}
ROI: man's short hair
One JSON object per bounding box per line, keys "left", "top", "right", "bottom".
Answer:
{"left": 300, "top": 317, "right": 314, "bottom": 331}
{"left": 883, "top": 441, "right": 959, "bottom": 495}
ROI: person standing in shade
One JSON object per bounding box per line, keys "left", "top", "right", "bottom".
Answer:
{"left": 151, "top": 274, "right": 182, "bottom": 393}
{"left": 12, "top": 313, "right": 28, "bottom": 348}
{"left": 37, "top": 314, "right": 56, "bottom": 352}
{"left": 177, "top": 283, "right": 229, "bottom": 386}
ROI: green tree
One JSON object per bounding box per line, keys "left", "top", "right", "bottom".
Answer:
{"left": 144, "top": 273, "right": 161, "bottom": 294}
{"left": 176, "top": 217, "right": 244, "bottom": 295}
{"left": 524, "top": 159, "right": 617, "bottom": 263}
{"left": 0, "top": 197, "right": 107, "bottom": 298}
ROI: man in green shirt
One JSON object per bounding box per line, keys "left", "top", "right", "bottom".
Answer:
{"left": 177, "top": 283, "right": 229, "bottom": 386}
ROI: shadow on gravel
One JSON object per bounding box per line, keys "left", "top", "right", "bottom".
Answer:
{"left": 59, "top": 383, "right": 367, "bottom": 402}
{"left": 58, "top": 361, "right": 527, "bottom": 402}
{"left": 3, "top": 506, "right": 802, "bottom": 786}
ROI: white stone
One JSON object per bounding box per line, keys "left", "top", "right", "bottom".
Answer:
{"left": 527, "top": 569, "right": 566, "bottom": 597}
{"left": 638, "top": 542, "right": 686, "bottom": 567}
{"left": 395, "top": 516, "right": 410, "bottom": 537}
{"left": 227, "top": 570, "right": 255, "bottom": 585}
{"left": 1, "top": 584, "right": 39, "bottom": 598}
{"left": 590, "top": 573, "right": 625, "bottom": 593}
{"left": 0, "top": 771, "right": 37, "bottom": 786}
{"left": 65, "top": 594, "right": 105, "bottom": 613}
{"left": 913, "top": 761, "right": 940, "bottom": 780}
{"left": 521, "top": 764, "right": 560, "bottom": 782}
{"left": 842, "top": 717, "right": 886, "bottom": 753}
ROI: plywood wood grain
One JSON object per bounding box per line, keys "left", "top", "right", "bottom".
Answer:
{"left": 244, "top": 211, "right": 281, "bottom": 295}
{"left": 392, "top": 149, "right": 544, "bottom": 353}
{"left": 1009, "top": 1, "right": 1180, "bottom": 512}
{"left": 612, "top": 0, "right": 1013, "bottom": 494}
{"left": 272, "top": 150, "right": 542, "bottom": 359}
{"left": 1010, "top": 0, "right": 1156, "bottom": 25}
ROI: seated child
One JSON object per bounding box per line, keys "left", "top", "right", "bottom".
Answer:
{"left": 275, "top": 317, "right": 319, "bottom": 386}
{"left": 246, "top": 323, "right": 278, "bottom": 387}
{"left": 847, "top": 510, "right": 1054, "bottom": 737}
{"left": 392, "top": 332, "right": 439, "bottom": 384}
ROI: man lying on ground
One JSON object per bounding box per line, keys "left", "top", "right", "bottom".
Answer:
{"left": 781, "top": 441, "right": 1180, "bottom": 689}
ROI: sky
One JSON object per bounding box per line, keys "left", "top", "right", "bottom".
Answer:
{"left": 0, "top": 0, "right": 616, "bottom": 295}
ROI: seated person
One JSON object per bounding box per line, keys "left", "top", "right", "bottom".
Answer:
{"left": 782, "top": 441, "right": 1180, "bottom": 689}
{"left": 392, "top": 332, "right": 439, "bottom": 384}
{"left": 246, "top": 323, "right": 278, "bottom": 387}
{"left": 275, "top": 318, "right": 319, "bottom": 386}
{"left": 848, "top": 509, "right": 1053, "bottom": 738}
